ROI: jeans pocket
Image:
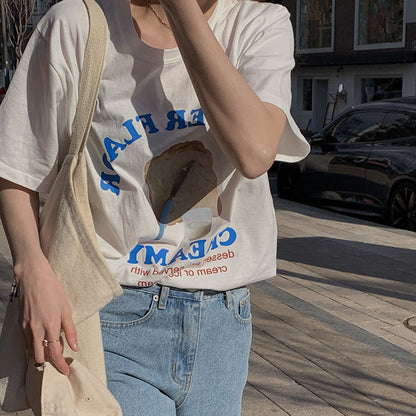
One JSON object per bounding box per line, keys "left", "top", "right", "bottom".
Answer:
{"left": 233, "top": 289, "right": 252, "bottom": 325}
{"left": 100, "top": 288, "right": 158, "bottom": 329}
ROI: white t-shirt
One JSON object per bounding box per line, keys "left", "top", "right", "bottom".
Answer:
{"left": 0, "top": 0, "right": 309, "bottom": 290}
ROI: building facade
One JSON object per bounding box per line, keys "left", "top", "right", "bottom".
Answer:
{"left": 280, "top": 0, "right": 416, "bottom": 133}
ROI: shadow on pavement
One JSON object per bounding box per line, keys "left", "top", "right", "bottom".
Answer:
{"left": 278, "top": 236, "right": 416, "bottom": 285}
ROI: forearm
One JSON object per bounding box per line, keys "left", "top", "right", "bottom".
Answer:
{"left": 0, "top": 178, "right": 45, "bottom": 279}
{"left": 0, "top": 178, "right": 77, "bottom": 371}
{"left": 161, "top": 0, "right": 286, "bottom": 178}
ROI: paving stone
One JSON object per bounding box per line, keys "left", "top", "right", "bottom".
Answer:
{"left": 252, "top": 378, "right": 327, "bottom": 411}
{"left": 251, "top": 289, "right": 363, "bottom": 354}
{"left": 271, "top": 280, "right": 331, "bottom": 303}
{"left": 252, "top": 287, "right": 416, "bottom": 414}
{"left": 278, "top": 263, "right": 416, "bottom": 323}
{"left": 249, "top": 350, "right": 295, "bottom": 385}
{"left": 371, "top": 394, "right": 416, "bottom": 416}
{"left": 281, "top": 407, "right": 345, "bottom": 416}
{"left": 362, "top": 362, "right": 416, "bottom": 394}
{"left": 346, "top": 293, "right": 394, "bottom": 309}
{"left": 251, "top": 327, "right": 392, "bottom": 416}
{"left": 312, "top": 299, "right": 381, "bottom": 324}
{"left": 337, "top": 345, "right": 397, "bottom": 366}
{"left": 355, "top": 321, "right": 416, "bottom": 351}
{"left": 242, "top": 384, "right": 289, "bottom": 416}
{"left": 382, "top": 323, "right": 416, "bottom": 342}
{"left": 310, "top": 357, "right": 416, "bottom": 415}
{"left": 379, "top": 297, "right": 416, "bottom": 316}
{"left": 275, "top": 268, "right": 405, "bottom": 327}
{"left": 380, "top": 334, "right": 416, "bottom": 352}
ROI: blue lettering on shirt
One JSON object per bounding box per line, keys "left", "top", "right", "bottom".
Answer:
{"left": 104, "top": 137, "right": 127, "bottom": 162}
{"left": 122, "top": 119, "right": 142, "bottom": 145}
{"left": 188, "top": 108, "right": 205, "bottom": 127}
{"left": 166, "top": 110, "right": 187, "bottom": 131}
{"left": 127, "top": 226, "right": 237, "bottom": 266}
{"left": 100, "top": 173, "right": 121, "bottom": 196}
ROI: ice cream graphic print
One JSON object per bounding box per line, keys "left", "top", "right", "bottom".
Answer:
{"left": 125, "top": 141, "right": 238, "bottom": 285}
{"left": 145, "top": 141, "right": 222, "bottom": 240}
{"left": 97, "top": 109, "right": 243, "bottom": 287}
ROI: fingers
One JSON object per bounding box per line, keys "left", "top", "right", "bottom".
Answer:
{"left": 43, "top": 335, "right": 71, "bottom": 376}
{"left": 62, "top": 309, "right": 78, "bottom": 352}
{"left": 33, "top": 337, "right": 46, "bottom": 366}
{"left": 20, "top": 318, "right": 46, "bottom": 365}
{"left": 42, "top": 307, "right": 78, "bottom": 375}
{"left": 15, "top": 261, "right": 78, "bottom": 376}
{"left": 21, "top": 319, "right": 47, "bottom": 365}
{"left": 21, "top": 311, "right": 77, "bottom": 375}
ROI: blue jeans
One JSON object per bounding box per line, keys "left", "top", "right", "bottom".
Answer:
{"left": 100, "top": 285, "right": 252, "bottom": 415}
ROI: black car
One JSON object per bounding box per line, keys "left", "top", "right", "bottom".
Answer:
{"left": 276, "top": 97, "right": 416, "bottom": 231}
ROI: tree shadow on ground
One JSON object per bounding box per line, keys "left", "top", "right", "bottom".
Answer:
{"left": 278, "top": 236, "right": 416, "bottom": 298}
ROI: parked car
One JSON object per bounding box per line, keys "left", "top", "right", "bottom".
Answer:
{"left": 276, "top": 97, "right": 416, "bottom": 231}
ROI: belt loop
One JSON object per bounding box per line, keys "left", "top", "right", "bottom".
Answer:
{"left": 225, "top": 290, "right": 233, "bottom": 309}
{"left": 158, "top": 286, "right": 169, "bottom": 310}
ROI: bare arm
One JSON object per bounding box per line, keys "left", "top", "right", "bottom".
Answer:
{"left": 0, "top": 178, "right": 77, "bottom": 375}
{"left": 160, "top": 0, "right": 286, "bottom": 179}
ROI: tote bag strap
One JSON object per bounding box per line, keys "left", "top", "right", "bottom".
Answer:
{"left": 69, "top": 0, "right": 107, "bottom": 156}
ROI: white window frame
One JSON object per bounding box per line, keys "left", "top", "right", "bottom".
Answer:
{"left": 354, "top": 0, "right": 407, "bottom": 50}
{"left": 296, "top": 0, "right": 335, "bottom": 54}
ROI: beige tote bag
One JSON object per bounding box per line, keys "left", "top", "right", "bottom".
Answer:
{"left": 0, "top": 0, "right": 122, "bottom": 413}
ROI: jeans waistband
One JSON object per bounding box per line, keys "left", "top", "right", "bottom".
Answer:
{"left": 122, "top": 284, "right": 245, "bottom": 296}
{"left": 164, "top": 286, "right": 225, "bottom": 296}
{"left": 122, "top": 285, "right": 247, "bottom": 309}
{"left": 120, "top": 284, "right": 249, "bottom": 310}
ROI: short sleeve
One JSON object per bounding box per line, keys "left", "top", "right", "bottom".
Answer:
{"left": 0, "top": 1, "right": 86, "bottom": 193}
{"left": 236, "top": 4, "right": 310, "bottom": 162}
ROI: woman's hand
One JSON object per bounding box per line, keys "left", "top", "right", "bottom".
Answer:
{"left": 16, "top": 256, "right": 78, "bottom": 375}
{"left": 0, "top": 179, "right": 78, "bottom": 375}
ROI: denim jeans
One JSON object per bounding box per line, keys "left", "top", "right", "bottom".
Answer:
{"left": 100, "top": 285, "right": 252, "bottom": 416}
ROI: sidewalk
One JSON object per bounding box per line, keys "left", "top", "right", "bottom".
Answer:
{"left": 243, "top": 199, "right": 416, "bottom": 416}
{"left": 1, "top": 198, "right": 416, "bottom": 415}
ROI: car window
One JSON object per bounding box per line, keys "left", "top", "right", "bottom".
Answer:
{"left": 375, "top": 112, "right": 416, "bottom": 141}
{"left": 326, "top": 111, "right": 385, "bottom": 144}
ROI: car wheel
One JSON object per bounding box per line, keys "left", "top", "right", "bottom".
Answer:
{"left": 388, "top": 182, "right": 416, "bottom": 231}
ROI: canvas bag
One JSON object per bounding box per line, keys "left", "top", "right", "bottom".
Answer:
{"left": 0, "top": 0, "right": 122, "bottom": 413}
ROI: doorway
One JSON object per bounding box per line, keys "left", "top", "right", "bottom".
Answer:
{"left": 311, "top": 79, "right": 328, "bottom": 131}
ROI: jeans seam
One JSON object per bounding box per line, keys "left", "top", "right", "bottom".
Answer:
{"left": 175, "top": 301, "right": 203, "bottom": 410}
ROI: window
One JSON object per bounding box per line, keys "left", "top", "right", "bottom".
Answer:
{"left": 356, "top": 0, "right": 404, "bottom": 48}
{"left": 361, "top": 78, "right": 402, "bottom": 103}
{"left": 298, "top": 0, "right": 333, "bottom": 51}
{"left": 327, "top": 111, "right": 385, "bottom": 143}
{"left": 375, "top": 112, "right": 416, "bottom": 141}
{"left": 302, "top": 79, "right": 313, "bottom": 111}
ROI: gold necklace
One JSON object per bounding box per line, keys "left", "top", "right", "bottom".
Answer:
{"left": 146, "top": 1, "right": 172, "bottom": 31}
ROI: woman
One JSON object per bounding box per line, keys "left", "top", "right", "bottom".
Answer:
{"left": 0, "top": 0, "right": 309, "bottom": 414}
